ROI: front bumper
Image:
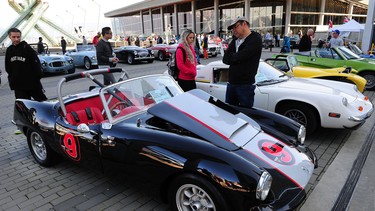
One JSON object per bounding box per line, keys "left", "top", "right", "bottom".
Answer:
{"left": 134, "top": 55, "right": 154, "bottom": 60}
{"left": 348, "top": 104, "right": 374, "bottom": 122}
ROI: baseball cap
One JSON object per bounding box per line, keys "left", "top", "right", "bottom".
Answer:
{"left": 227, "top": 16, "right": 249, "bottom": 30}
{"left": 332, "top": 29, "right": 340, "bottom": 35}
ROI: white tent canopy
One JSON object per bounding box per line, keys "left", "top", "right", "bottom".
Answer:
{"left": 332, "top": 19, "right": 365, "bottom": 32}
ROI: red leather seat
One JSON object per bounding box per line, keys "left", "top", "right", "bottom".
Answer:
{"left": 66, "top": 107, "right": 104, "bottom": 125}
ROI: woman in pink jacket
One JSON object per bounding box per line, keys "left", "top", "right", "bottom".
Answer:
{"left": 176, "top": 30, "right": 197, "bottom": 92}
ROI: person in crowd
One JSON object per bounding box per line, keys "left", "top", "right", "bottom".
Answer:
{"left": 82, "top": 35, "right": 88, "bottom": 45}
{"left": 202, "top": 34, "right": 208, "bottom": 59}
{"left": 37, "top": 37, "right": 44, "bottom": 54}
{"left": 327, "top": 29, "right": 344, "bottom": 48}
{"left": 6, "top": 27, "right": 47, "bottom": 135}
{"left": 194, "top": 34, "right": 201, "bottom": 64}
{"left": 223, "top": 17, "right": 262, "bottom": 108}
{"left": 264, "top": 30, "right": 272, "bottom": 49}
{"left": 61, "top": 36, "right": 67, "bottom": 55}
{"left": 135, "top": 36, "right": 140, "bottom": 47}
{"left": 299, "top": 28, "right": 314, "bottom": 52}
{"left": 92, "top": 32, "right": 101, "bottom": 46}
{"left": 96, "top": 27, "right": 118, "bottom": 85}
{"left": 157, "top": 35, "right": 163, "bottom": 44}
{"left": 275, "top": 33, "right": 280, "bottom": 47}
{"left": 176, "top": 30, "right": 197, "bottom": 92}
{"left": 281, "top": 33, "right": 291, "bottom": 53}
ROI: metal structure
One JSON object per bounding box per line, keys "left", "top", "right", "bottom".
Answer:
{"left": 0, "top": 0, "right": 80, "bottom": 46}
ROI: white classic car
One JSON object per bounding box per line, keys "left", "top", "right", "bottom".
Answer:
{"left": 196, "top": 60, "right": 374, "bottom": 134}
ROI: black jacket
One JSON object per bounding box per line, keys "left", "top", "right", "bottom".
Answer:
{"left": 96, "top": 39, "right": 115, "bottom": 66}
{"left": 223, "top": 31, "right": 262, "bottom": 84}
{"left": 299, "top": 34, "right": 312, "bottom": 52}
{"left": 5, "top": 41, "right": 43, "bottom": 90}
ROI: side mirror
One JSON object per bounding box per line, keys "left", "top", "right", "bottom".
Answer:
{"left": 77, "top": 123, "right": 98, "bottom": 135}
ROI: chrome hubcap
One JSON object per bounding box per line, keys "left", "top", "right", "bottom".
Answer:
{"left": 284, "top": 109, "right": 307, "bottom": 126}
{"left": 30, "top": 131, "right": 47, "bottom": 161}
{"left": 176, "top": 184, "right": 215, "bottom": 211}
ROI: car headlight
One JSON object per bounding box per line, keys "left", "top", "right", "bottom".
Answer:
{"left": 41, "top": 61, "right": 47, "bottom": 66}
{"left": 165, "top": 49, "right": 169, "bottom": 52}
{"left": 134, "top": 51, "right": 138, "bottom": 55}
{"left": 91, "top": 56, "right": 96, "bottom": 60}
{"left": 298, "top": 125, "right": 306, "bottom": 145}
{"left": 256, "top": 171, "right": 272, "bottom": 201}
{"left": 342, "top": 97, "right": 348, "bottom": 107}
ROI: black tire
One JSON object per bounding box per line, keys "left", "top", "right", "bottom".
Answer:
{"left": 278, "top": 103, "right": 318, "bottom": 135}
{"left": 127, "top": 54, "right": 134, "bottom": 65}
{"left": 27, "top": 129, "right": 59, "bottom": 167}
{"left": 84, "top": 57, "right": 92, "bottom": 70}
{"left": 359, "top": 72, "right": 375, "bottom": 91}
{"left": 168, "top": 174, "right": 229, "bottom": 211}
{"left": 147, "top": 59, "right": 154, "bottom": 63}
{"left": 158, "top": 52, "right": 165, "bottom": 61}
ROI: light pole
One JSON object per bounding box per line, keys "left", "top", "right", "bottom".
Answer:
{"left": 92, "top": 0, "right": 101, "bottom": 31}
{"left": 66, "top": 10, "right": 74, "bottom": 33}
{"left": 77, "top": 5, "right": 86, "bottom": 34}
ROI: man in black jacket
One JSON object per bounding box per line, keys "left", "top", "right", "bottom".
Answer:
{"left": 5, "top": 28, "right": 47, "bottom": 102}
{"left": 223, "top": 17, "right": 262, "bottom": 108}
{"left": 96, "top": 26, "right": 119, "bottom": 85}
{"left": 299, "top": 28, "right": 314, "bottom": 52}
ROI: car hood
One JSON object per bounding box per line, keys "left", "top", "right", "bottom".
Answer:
{"left": 38, "top": 54, "right": 68, "bottom": 61}
{"left": 241, "top": 132, "right": 314, "bottom": 189}
{"left": 147, "top": 90, "right": 262, "bottom": 151}
{"left": 276, "top": 77, "right": 358, "bottom": 101}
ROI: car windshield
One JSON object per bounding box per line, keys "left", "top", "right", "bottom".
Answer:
{"left": 256, "top": 62, "right": 289, "bottom": 84}
{"left": 77, "top": 44, "right": 96, "bottom": 52}
{"left": 99, "top": 75, "right": 183, "bottom": 122}
{"left": 337, "top": 46, "right": 361, "bottom": 60}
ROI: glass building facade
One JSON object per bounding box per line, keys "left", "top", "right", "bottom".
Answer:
{"left": 109, "top": 0, "right": 368, "bottom": 38}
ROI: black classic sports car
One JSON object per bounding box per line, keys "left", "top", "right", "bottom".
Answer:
{"left": 13, "top": 69, "right": 317, "bottom": 211}
{"left": 114, "top": 46, "right": 154, "bottom": 65}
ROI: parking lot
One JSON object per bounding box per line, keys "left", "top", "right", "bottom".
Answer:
{"left": 0, "top": 50, "right": 374, "bottom": 210}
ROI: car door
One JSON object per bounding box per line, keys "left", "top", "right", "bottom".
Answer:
{"left": 302, "top": 48, "right": 348, "bottom": 68}
{"left": 54, "top": 116, "right": 102, "bottom": 170}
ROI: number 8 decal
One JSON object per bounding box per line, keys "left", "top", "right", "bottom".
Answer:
{"left": 61, "top": 133, "right": 81, "bottom": 161}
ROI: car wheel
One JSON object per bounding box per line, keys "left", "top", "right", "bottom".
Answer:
{"left": 147, "top": 59, "right": 154, "bottom": 63}
{"left": 127, "top": 54, "right": 134, "bottom": 65}
{"left": 27, "top": 129, "right": 59, "bottom": 167}
{"left": 158, "top": 52, "right": 165, "bottom": 61}
{"left": 278, "top": 103, "right": 318, "bottom": 135}
{"left": 168, "top": 174, "right": 229, "bottom": 211}
{"left": 359, "top": 72, "right": 375, "bottom": 91}
{"left": 84, "top": 57, "right": 92, "bottom": 70}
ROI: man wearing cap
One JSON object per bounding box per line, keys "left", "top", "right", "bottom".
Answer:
{"left": 223, "top": 17, "right": 262, "bottom": 108}
{"left": 328, "top": 29, "right": 344, "bottom": 48}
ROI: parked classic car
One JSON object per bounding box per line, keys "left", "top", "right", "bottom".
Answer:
{"left": 13, "top": 68, "right": 317, "bottom": 211}
{"left": 195, "top": 60, "right": 373, "bottom": 134}
{"left": 346, "top": 43, "right": 375, "bottom": 59}
{"left": 30, "top": 43, "right": 75, "bottom": 76}
{"left": 65, "top": 43, "right": 98, "bottom": 70}
{"left": 114, "top": 46, "right": 154, "bottom": 65}
{"left": 149, "top": 44, "right": 178, "bottom": 61}
{"left": 199, "top": 42, "right": 220, "bottom": 57}
{"left": 277, "top": 46, "right": 375, "bottom": 90}
{"left": 265, "top": 55, "right": 367, "bottom": 92}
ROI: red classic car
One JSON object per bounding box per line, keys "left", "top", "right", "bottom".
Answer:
{"left": 149, "top": 44, "right": 178, "bottom": 61}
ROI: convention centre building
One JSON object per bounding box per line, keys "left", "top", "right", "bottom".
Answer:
{"left": 105, "top": 0, "right": 369, "bottom": 38}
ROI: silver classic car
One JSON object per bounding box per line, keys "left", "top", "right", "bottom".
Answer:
{"left": 65, "top": 43, "right": 98, "bottom": 70}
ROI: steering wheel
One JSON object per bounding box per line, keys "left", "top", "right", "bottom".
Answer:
{"left": 103, "top": 101, "right": 129, "bottom": 119}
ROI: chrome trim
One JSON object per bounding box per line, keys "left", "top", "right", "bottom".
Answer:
{"left": 348, "top": 105, "right": 374, "bottom": 122}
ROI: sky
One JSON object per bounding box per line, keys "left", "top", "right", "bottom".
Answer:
{"left": 0, "top": 0, "right": 143, "bottom": 42}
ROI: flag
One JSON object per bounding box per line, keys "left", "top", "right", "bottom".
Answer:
{"left": 328, "top": 19, "right": 333, "bottom": 29}
{"left": 344, "top": 17, "right": 349, "bottom": 23}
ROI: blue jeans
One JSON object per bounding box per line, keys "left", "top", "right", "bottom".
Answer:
{"left": 195, "top": 47, "right": 200, "bottom": 63}
{"left": 225, "top": 83, "right": 256, "bottom": 108}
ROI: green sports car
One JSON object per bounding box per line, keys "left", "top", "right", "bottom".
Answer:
{"left": 275, "top": 46, "right": 375, "bottom": 90}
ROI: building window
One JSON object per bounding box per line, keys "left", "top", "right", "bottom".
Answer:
{"left": 291, "top": 14, "right": 319, "bottom": 25}
{"left": 353, "top": 6, "right": 367, "bottom": 15}
{"left": 325, "top": 0, "right": 348, "bottom": 13}
{"left": 292, "top": 0, "right": 321, "bottom": 12}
